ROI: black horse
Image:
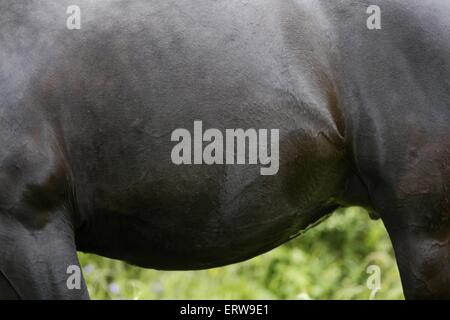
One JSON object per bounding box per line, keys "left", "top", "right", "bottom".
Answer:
{"left": 0, "top": 0, "right": 449, "bottom": 299}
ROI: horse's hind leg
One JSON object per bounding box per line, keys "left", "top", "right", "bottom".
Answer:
{"left": 374, "top": 159, "right": 450, "bottom": 299}
{"left": 382, "top": 203, "right": 450, "bottom": 299}
{"left": 0, "top": 210, "right": 90, "bottom": 299}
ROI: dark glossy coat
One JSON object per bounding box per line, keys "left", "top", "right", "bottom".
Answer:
{"left": 0, "top": 0, "right": 449, "bottom": 299}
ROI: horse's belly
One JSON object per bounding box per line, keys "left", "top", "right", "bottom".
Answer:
{"left": 74, "top": 152, "right": 337, "bottom": 269}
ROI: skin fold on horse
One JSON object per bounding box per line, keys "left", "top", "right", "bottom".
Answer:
{"left": 0, "top": 0, "right": 449, "bottom": 299}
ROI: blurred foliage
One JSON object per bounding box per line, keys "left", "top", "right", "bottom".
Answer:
{"left": 78, "top": 207, "right": 404, "bottom": 300}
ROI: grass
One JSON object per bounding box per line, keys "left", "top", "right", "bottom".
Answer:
{"left": 77, "top": 207, "right": 404, "bottom": 300}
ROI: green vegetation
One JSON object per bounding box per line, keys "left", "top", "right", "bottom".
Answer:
{"left": 78, "top": 207, "right": 404, "bottom": 300}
